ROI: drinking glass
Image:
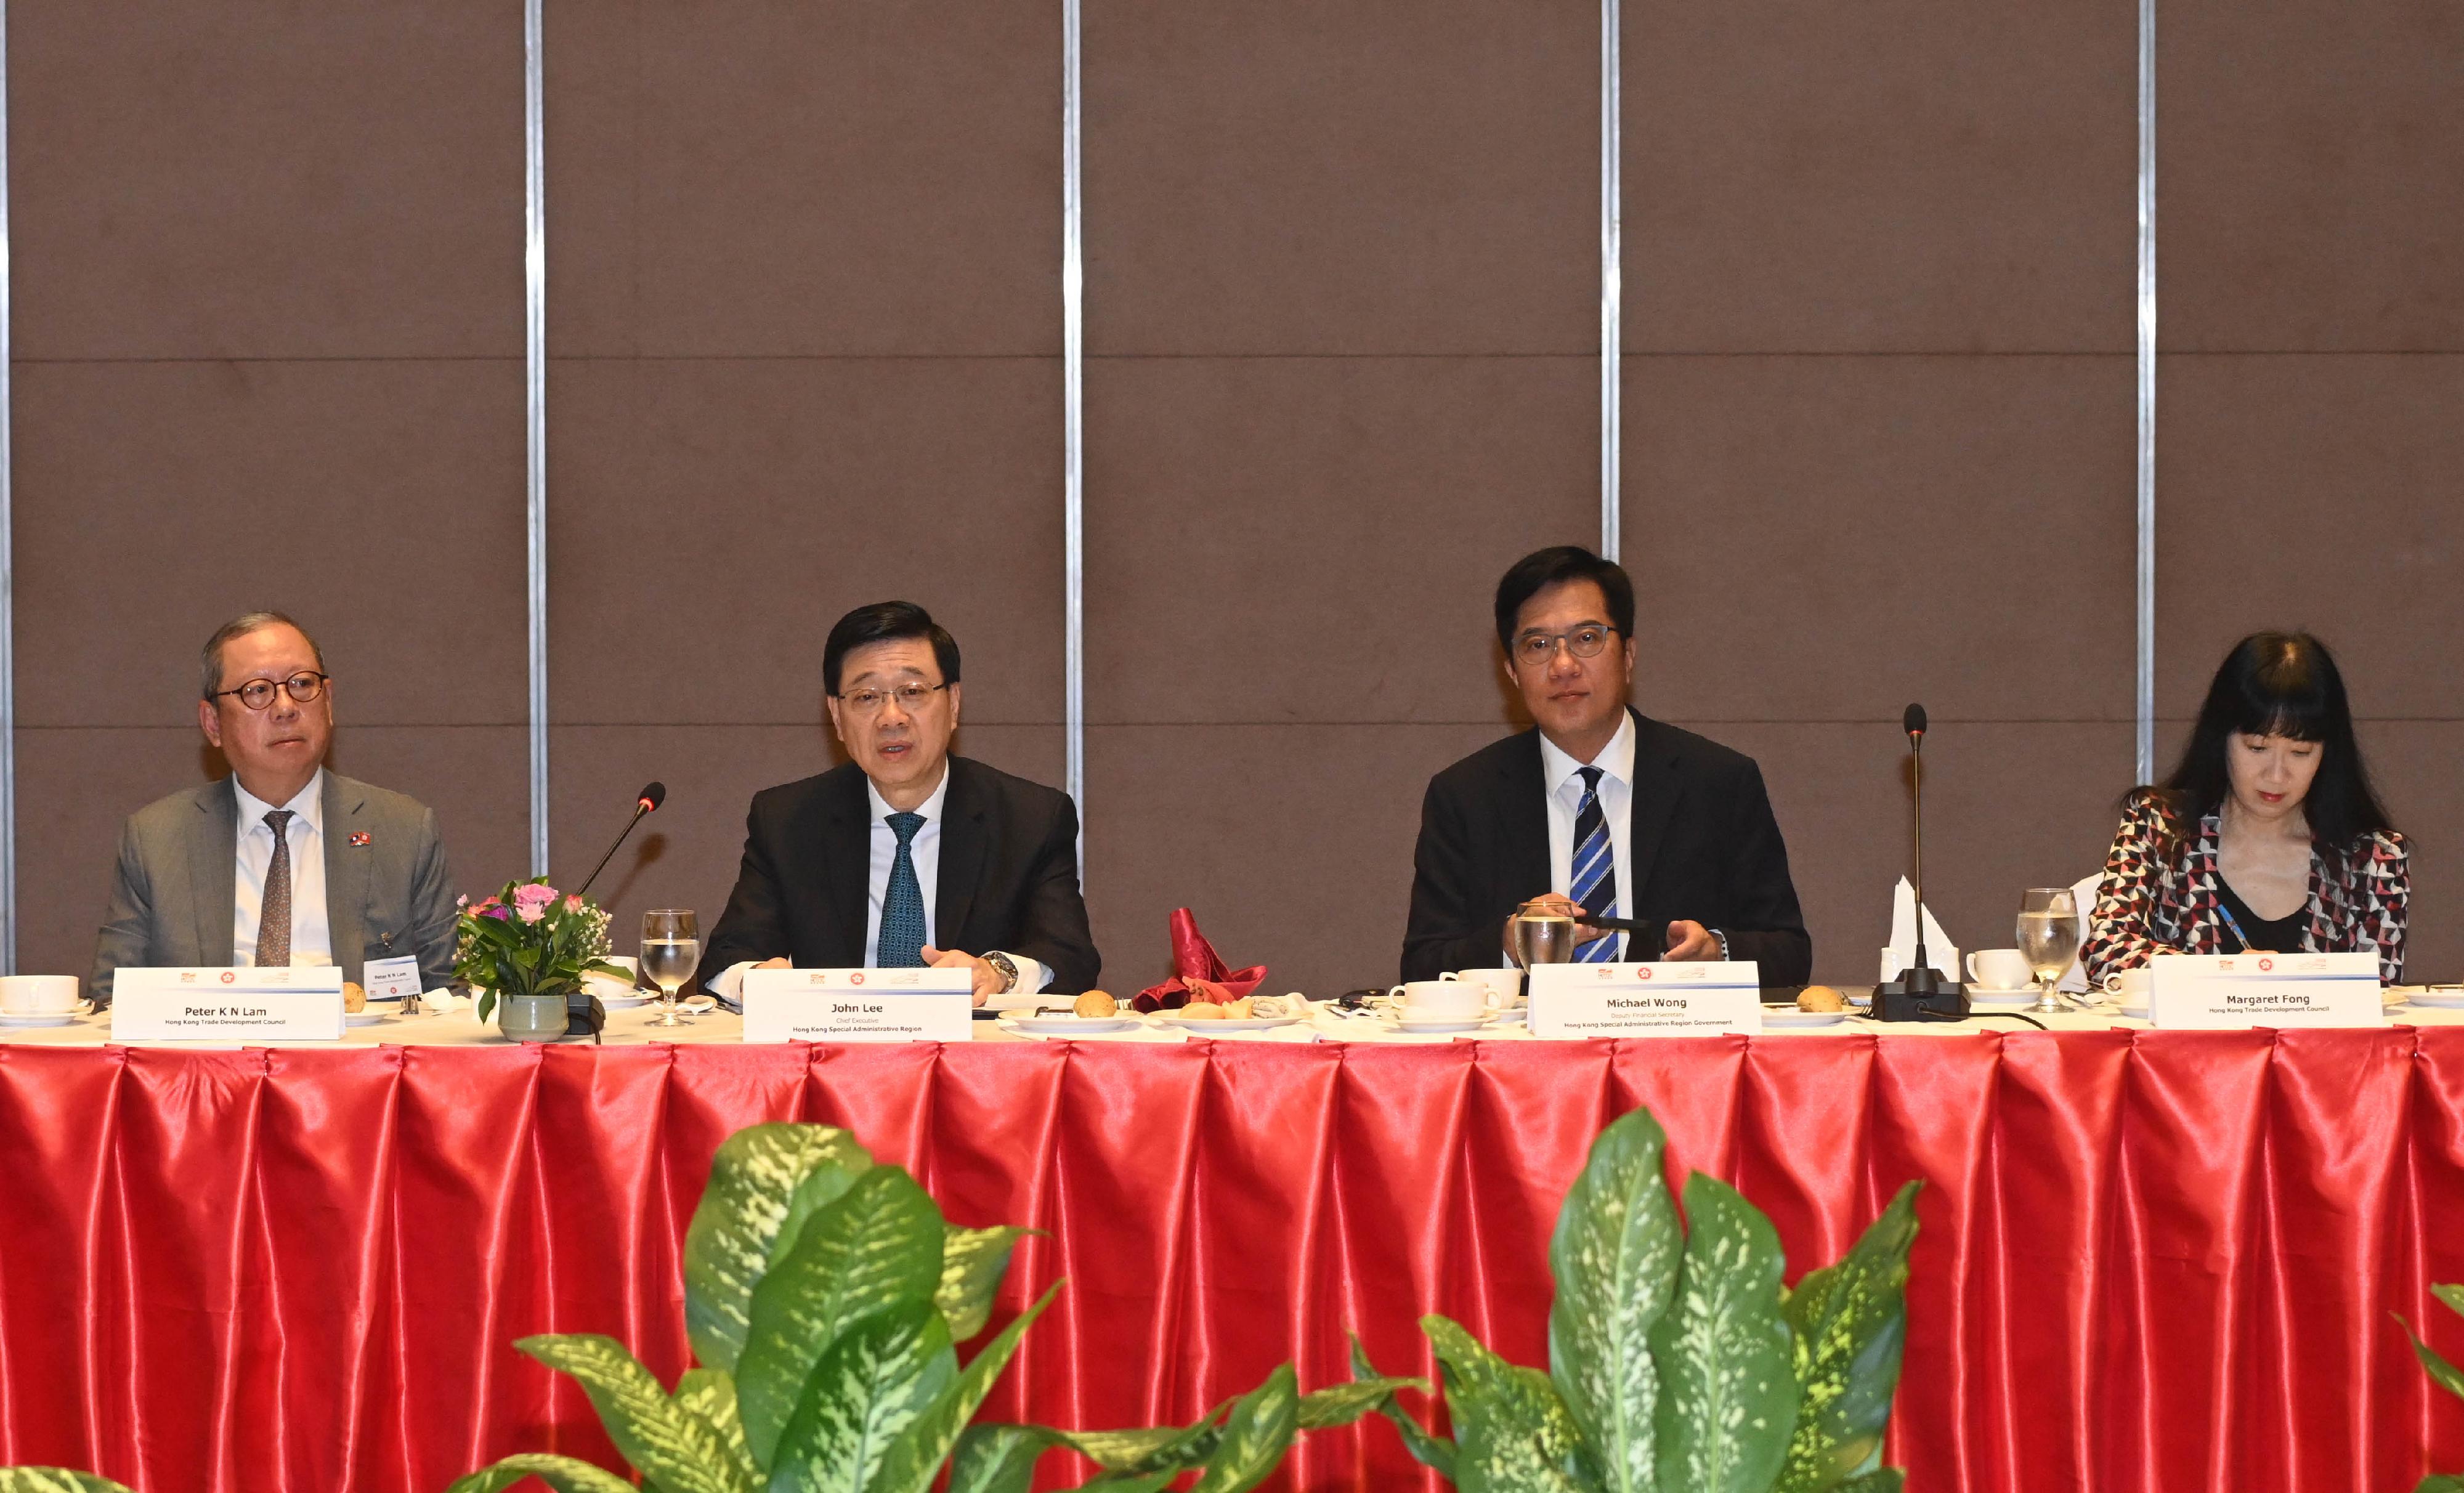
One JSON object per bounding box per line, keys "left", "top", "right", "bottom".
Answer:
{"left": 640, "top": 909, "right": 701, "bottom": 1027}
{"left": 1506, "top": 900, "right": 1578, "bottom": 969}
{"left": 2016, "top": 889, "right": 2081, "bottom": 1015}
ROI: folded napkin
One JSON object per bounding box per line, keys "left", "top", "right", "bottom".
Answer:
{"left": 1133, "top": 908, "right": 1267, "bottom": 1012}
{"left": 1882, "top": 876, "right": 1959, "bottom": 977}
{"left": 2054, "top": 870, "right": 2103, "bottom": 993}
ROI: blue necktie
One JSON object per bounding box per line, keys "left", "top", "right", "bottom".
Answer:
{"left": 876, "top": 811, "right": 928, "bottom": 968}
{"left": 1571, "top": 766, "right": 1619, "bottom": 961}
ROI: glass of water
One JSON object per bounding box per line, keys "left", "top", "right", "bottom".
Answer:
{"left": 641, "top": 909, "right": 701, "bottom": 1027}
{"left": 2016, "top": 888, "right": 2081, "bottom": 1015}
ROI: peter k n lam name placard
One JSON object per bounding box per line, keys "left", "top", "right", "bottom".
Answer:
{"left": 111, "top": 966, "right": 346, "bottom": 1042}
{"left": 740, "top": 966, "right": 976, "bottom": 1042}
{"left": 1527, "top": 961, "right": 1764, "bottom": 1038}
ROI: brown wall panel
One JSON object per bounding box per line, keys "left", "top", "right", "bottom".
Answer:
{"left": 1084, "top": 357, "right": 1594, "bottom": 724}
{"left": 1622, "top": 355, "right": 2138, "bottom": 722}
{"left": 2162, "top": 0, "right": 2464, "bottom": 350}
{"left": 12, "top": 0, "right": 521, "bottom": 360}
{"left": 1084, "top": 0, "right": 1595, "bottom": 355}
{"left": 545, "top": 0, "right": 1060, "bottom": 358}
{"left": 1624, "top": 0, "right": 2135, "bottom": 354}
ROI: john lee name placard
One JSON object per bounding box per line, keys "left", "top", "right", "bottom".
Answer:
{"left": 1528, "top": 961, "right": 1764, "bottom": 1038}
{"left": 740, "top": 966, "right": 975, "bottom": 1043}
{"left": 2149, "top": 952, "right": 2381, "bottom": 1030}
{"left": 111, "top": 966, "right": 346, "bottom": 1042}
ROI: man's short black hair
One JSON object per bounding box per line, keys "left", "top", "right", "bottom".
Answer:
{"left": 823, "top": 601, "right": 962, "bottom": 695}
{"left": 1493, "top": 546, "right": 1636, "bottom": 652}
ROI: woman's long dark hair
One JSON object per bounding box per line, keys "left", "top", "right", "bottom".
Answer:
{"left": 2140, "top": 631, "right": 2397, "bottom": 859}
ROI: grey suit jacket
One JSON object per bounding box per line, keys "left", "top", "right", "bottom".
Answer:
{"left": 89, "top": 771, "right": 460, "bottom": 1005}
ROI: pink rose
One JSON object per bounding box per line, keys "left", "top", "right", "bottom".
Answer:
{"left": 565, "top": 894, "right": 585, "bottom": 913}
{"left": 511, "top": 883, "right": 559, "bottom": 924}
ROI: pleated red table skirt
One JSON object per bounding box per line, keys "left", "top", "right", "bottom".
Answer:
{"left": 6, "top": 1031, "right": 2464, "bottom": 1492}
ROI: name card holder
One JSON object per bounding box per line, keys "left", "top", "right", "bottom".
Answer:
{"left": 740, "top": 966, "right": 975, "bottom": 1043}
{"left": 112, "top": 966, "right": 346, "bottom": 1042}
{"left": 2149, "top": 952, "right": 2381, "bottom": 1030}
{"left": 1528, "top": 961, "right": 1764, "bottom": 1038}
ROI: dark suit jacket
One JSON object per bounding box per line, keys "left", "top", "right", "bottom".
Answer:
{"left": 696, "top": 756, "right": 1101, "bottom": 995}
{"left": 91, "top": 771, "right": 461, "bottom": 1005}
{"left": 1403, "top": 709, "right": 1812, "bottom": 985}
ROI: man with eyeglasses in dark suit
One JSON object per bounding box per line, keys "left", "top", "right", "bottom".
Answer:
{"left": 1402, "top": 546, "right": 1812, "bottom": 985}
{"left": 89, "top": 611, "right": 461, "bottom": 1006}
{"left": 699, "top": 600, "right": 1100, "bottom": 1006}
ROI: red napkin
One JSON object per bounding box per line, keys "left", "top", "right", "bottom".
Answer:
{"left": 1133, "top": 908, "right": 1268, "bottom": 1011}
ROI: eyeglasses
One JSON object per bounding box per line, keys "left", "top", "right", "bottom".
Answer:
{"left": 1512, "top": 625, "right": 1618, "bottom": 665}
{"left": 211, "top": 672, "right": 330, "bottom": 710}
{"left": 835, "top": 682, "right": 949, "bottom": 714}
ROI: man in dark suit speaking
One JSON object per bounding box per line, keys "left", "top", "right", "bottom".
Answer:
{"left": 1403, "top": 546, "right": 1812, "bottom": 985}
{"left": 698, "top": 601, "right": 1099, "bottom": 1004}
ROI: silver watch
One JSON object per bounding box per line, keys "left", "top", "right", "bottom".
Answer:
{"left": 983, "top": 950, "right": 1019, "bottom": 994}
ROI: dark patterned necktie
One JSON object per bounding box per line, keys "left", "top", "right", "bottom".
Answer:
{"left": 259, "top": 809, "right": 296, "bottom": 968}
{"left": 876, "top": 811, "right": 928, "bottom": 968}
{"left": 1571, "top": 767, "right": 1619, "bottom": 961}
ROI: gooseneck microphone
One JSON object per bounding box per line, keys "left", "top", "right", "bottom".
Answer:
{"left": 1875, "top": 706, "right": 1968, "bottom": 1021}
{"left": 574, "top": 782, "right": 665, "bottom": 900}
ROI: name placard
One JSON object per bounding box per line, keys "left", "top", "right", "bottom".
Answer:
{"left": 740, "top": 967, "right": 975, "bottom": 1043}
{"left": 111, "top": 966, "right": 346, "bottom": 1042}
{"left": 2149, "top": 952, "right": 2381, "bottom": 1030}
{"left": 1528, "top": 961, "right": 1764, "bottom": 1038}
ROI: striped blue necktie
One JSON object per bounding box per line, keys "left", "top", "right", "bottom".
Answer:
{"left": 1571, "top": 766, "right": 1619, "bottom": 961}
{"left": 876, "top": 811, "right": 928, "bottom": 968}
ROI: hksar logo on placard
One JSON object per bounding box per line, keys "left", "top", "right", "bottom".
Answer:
{"left": 850, "top": 971, "right": 867, "bottom": 986}
{"left": 220, "top": 971, "right": 237, "bottom": 984}
{"left": 2258, "top": 957, "right": 2276, "bottom": 972}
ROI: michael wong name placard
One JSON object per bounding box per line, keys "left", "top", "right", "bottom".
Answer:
{"left": 740, "top": 966, "right": 975, "bottom": 1043}
{"left": 2149, "top": 951, "right": 2381, "bottom": 1030}
{"left": 112, "top": 966, "right": 346, "bottom": 1042}
{"left": 1527, "top": 961, "right": 1764, "bottom": 1038}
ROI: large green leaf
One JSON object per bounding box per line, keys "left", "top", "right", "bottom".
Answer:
{"left": 1646, "top": 1176, "right": 1796, "bottom": 1493}
{"left": 940, "top": 1225, "right": 1036, "bottom": 1341}
{"left": 2402, "top": 1316, "right": 2464, "bottom": 1404}
{"left": 1037, "top": 1406, "right": 1231, "bottom": 1474}
{"left": 2420, "top": 1478, "right": 2464, "bottom": 1493}
{"left": 862, "top": 1279, "right": 1065, "bottom": 1493}
{"left": 1423, "top": 1314, "right": 1595, "bottom": 1493}
{"left": 766, "top": 1298, "right": 956, "bottom": 1493}
{"left": 1188, "top": 1363, "right": 1300, "bottom": 1493}
{"left": 1352, "top": 1334, "right": 1457, "bottom": 1483}
{"left": 2435, "top": 1284, "right": 2464, "bottom": 1319}
{"left": 684, "top": 1123, "right": 876, "bottom": 1373}
{"left": 674, "top": 1367, "right": 758, "bottom": 1481}
{"left": 1774, "top": 1183, "right": 1920, "bottom": 1493}
{"left": 444, "top": 1454, "right": 642, "bottom": 1493}
{"left": 947, "top": 1424, "right": 1048, "bottom": 1493}
{"left": 1548, "top": 1105, "right": 1684, "bottom": 1493}
{"left": 1297, "top": 1373, "right": 1432, "bottom": 1430}
{"left": 1830, "top": 1471, "right": 1903, "bottom": 1493}
{"left": 737, "top": 1166, "right": 947, "bottom": 1467}
{"left": 514, "top": 1334, "right": 757, "bottom": 1493}
{"left": 0, "top": 1473, "right": 140, "bottom": 1493}
{"left": 1061, "top": 1475, "right": 1177, "bottom": 1492}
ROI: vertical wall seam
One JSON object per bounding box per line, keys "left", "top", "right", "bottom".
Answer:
{"left": 524, "top": 0, "right": 549, "bottom": 875}
{"left": 2135, "top": 0, "right": 2157, "bottom": 782}
{"left": 1063, "top": 0, "right": 1086, "bottom": 856}
{"left": 0, "top": 0, "right": 15, "bottom": 971}
{"left": 1599, "top": 0, "right": 1621, "bottom": 562}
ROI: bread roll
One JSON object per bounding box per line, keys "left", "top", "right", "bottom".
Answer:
{"left": 1180, "top": 1001, "right": 1226, "bottom": 1020}
{"left": 342, "top": 981, "right": 367, "bottom": 1014}
{"left": 1073, "top": 990, "right": 1117, "bottom": 1019}
{"left": 1796, "top": 985, "right": 1846, "bottom": 1013}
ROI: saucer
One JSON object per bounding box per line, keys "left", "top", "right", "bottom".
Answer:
{"left": 1156, "top": 1014, "right": 1303, "bottom": 1032}
{"left": 1002, "top": 1014, "right": 1139, "bottom": 1035}
{"left": 1762, "top": 1008, "right": 1849, "bottom": 1027}
{"left": 345, "top": 1010, "right": 394, "bottom": 1027}
{"left": 1966, "top": 987, "right": 2041, "bottom": 1007}
{"left": 595, "top": 992, "right": 655, "bottom": 1009}
{"left": 0, "top": 1009, "right": 78, "bottom": 1027}
{"left": 2115, "top": 1001, "right": 2151, "bottom": 1020}
{"left": 1387, "top": 1014, "right": 1493, "bottom": 1034}
{"left": 2404, "top": 987, "right": 2464, "bottom": 1009}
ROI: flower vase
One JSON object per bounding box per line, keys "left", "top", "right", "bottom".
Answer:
{"left": 496, "top": 990, "right": 568, "bottom": 1042}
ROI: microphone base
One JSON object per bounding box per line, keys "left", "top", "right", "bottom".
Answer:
{"left": 1872, "top": 966, "right": 1970, "bottom": 1022}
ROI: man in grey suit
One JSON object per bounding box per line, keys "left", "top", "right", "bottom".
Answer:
{"left": 89, "top": 612, "right": 460, "bottom": 1006}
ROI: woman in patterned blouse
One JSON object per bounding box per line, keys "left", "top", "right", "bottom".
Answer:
{"left": 2082, "top": 631, "right": 2407, "bottom": 986}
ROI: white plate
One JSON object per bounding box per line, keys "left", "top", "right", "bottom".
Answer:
{"left": 1761, "top": 1008, "right": 1850, "bottom": 1027}
{"left": 0, "top": 1009, "right": 78, "bottom": 1027}
{"left": 345, "top": 1010, "right": 394, "bottom": 1027}
{"left": 596, "top": 992, "right": 655, "bottom": 1008}
{"left": 1966, "top": 986, "right": 2040, "bottom": 1006}
{"left": 1384, "top": 1015, "right": 1493, "bottom": 1034}
{"left": 2116, "top": 1001, "right": 2150, "bottom": 1019}
{"left": 1003, "top": 1014, "right": 1140, "bottom": 1035}
{"left": 1492, "top": 1008, "right": 1528, "bottom": 1025}
{"left": 2401, "top": 989, "right": 2464, "bottom": 1009}
{"left": 1157, "top": 1014, "right": 1304, "bottom": 1032}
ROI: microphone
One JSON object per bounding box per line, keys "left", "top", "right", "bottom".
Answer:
{"left": 1874, "top": 706, "right": 1968, "bottom": 1021}
{"left": 573, "top": 782, "right": 665, "bottom": 901}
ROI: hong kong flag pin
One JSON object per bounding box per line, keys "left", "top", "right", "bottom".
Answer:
{"left": 349, "top": 831, "right": 373, "bottom": 848}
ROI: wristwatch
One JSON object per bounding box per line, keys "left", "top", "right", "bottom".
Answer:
{"left": 1712, "top": 929, "right": 1732, "bottom": 961}
{"left": 983, "top": 950, "right": 1019, "bottom": 995}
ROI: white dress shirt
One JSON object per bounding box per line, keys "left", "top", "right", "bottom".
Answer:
{"left": 233, "top": 768, "right": 332, "bottom": 968}
{"left": 711, "top": 761, "right": 1048, "bottom": 1001}
{"left": 1536, "top": 713, "right": 1637, "bottom": 961}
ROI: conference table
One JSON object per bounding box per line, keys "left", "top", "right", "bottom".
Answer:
{"left": 6, "top": 995, "right": 2464, "bottom": 1492}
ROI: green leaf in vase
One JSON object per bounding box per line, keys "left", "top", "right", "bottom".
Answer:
{"left": 864, "top": 1279, "right": 1064, "bottom": 1493}
{"left": 673, "top": 1367, "right": 759, "bottom": 1481}
{"left": 1423, "top": 1314, "right": 1595, "bottom": 1493}
{"left": 764, "top": 1299, "right": 956, "bottom": 1493}
{"left": 1774, "top": 1182, "right": 1919, "bottom": 1493}
{"left": 513, "top": 1334, "right": 757, "bottom": 1493}
{"left": 938, "top": 1224, "right": 1036, "bottom": 1342}
{"left": 683, "top": 1123, "right": 875, "bottom": 1374}
{"left": 1647, "top": 1176, "right": 1795, "bottom": 1493}
{"left": 444, "top": 1454, "right": 643, "bottom": 1493}
{"left": 1350, "top": 1334, "right": 1457, "bottom": 1483}
{"left": 1549, "top": 1105, "right": 1683, "bottom": 1493}
{"left": 0, "top": 1473, "right": 144, "bottom": 1493}
{"left": 946, "top": 1424, "right": 1048, "bottom": 1493}
{"left": 1188, "top": 1362, "right": 1300, "bottom": 1493}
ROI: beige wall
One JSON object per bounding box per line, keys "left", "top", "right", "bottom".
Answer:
{"left": 10, "top": 0, "right": 2457, "bottom": 993}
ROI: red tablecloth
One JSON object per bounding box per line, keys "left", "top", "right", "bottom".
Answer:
{"left": 6, "top": 1032, "right": 2464, "bottom": 1492}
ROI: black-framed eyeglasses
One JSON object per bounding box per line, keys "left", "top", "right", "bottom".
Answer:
{"left": 1512, "top": 625, "right": 1618, "bottom": 665}
{"left": 212, "top": 671, "right": 330, "bottom": 711}
{"left": 835, "top": 682, "right": 949, "bottom": 714}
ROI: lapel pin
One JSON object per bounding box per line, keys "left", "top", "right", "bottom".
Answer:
{"left": 349, "top": 831, "right": 373, "bottom": 848}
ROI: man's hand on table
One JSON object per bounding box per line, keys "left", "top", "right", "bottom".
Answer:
{"left": 922, "top": 946, "right": 1005, "bottom": 1005}
{"left": 1664, "top": 920, "right": 1722, "bottom": 961}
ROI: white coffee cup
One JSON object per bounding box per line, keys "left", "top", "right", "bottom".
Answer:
{"left": 1390, "top": 978, "right": 1489, "bottom": 1021}
{"left": 0, "top": 974, "right": 79, "bottom": 1014}
{"left": 2101, "top": 967, "right": 2152, "bottom": 1000}
{"left": 585, "top": 955, "right": 641, "bottom": 997}
{"left": 1966, "top": 949, "right": 2034, "bottom": 989}
{"left": 1450, "top": 968, "right": 1525, "bottom": 1009}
